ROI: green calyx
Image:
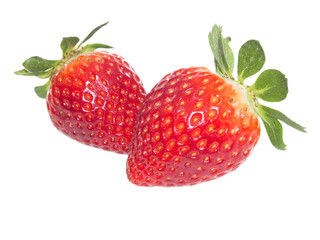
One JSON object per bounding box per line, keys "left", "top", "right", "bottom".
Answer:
{"left": 14, "top": 22, "right": 112, "bottom": 98}
{"left": 208, "top": 25, "right": 306, "bottom": 150}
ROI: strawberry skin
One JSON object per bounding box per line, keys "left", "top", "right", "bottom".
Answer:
{"left": 47, "top": 51, "right": 146, "bottom": 153}
{"left": 127, "top": 67, "right": 260, "bottom": 186}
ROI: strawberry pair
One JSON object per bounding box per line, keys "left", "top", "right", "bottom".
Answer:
{"left": 16, "top": 22, "right": 305, "bottom": 187}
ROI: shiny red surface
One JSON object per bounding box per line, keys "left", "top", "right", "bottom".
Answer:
{"left": 47, "top": 51, "right": 146, "bottom": 154}
{"left": 127, "top": 67, "right": 260, "bottom": 186}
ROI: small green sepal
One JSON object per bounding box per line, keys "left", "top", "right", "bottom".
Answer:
{"left": 261, "top": 115, "right": 287, "bottom": 150}
{"left": 78, "top": 22, "right": 109, "bottom": 47}
{"left": 14, "top": 68, "right": 53, "bottom": 79}
{"left": 34, "top": 80, "right": 51, "bottom": 98}
{"left": 237, "top": 40, "right": 265, "bottom": 82}
{"left": 60, "top": 37, "right": 80, "bottom": 56}
{"left": 209, "top": 25, "right": 234, "bottom": 79}
{"left": 257, "top": 104, "right": 306, "bottom": 150}
{"left": 214, "top": 58, "right": 224, "bottom": 76}
{"left": 259, "top": 105, "right": 306, "bottom": 132}
{"left": 14, "top": 69, "right": 32, "bottom": 76}
{"left": 22, "top": 57, "right": 59, "bottom": 73}
{"left": 80, "top": 43, "right": 112, "bottom": 54}
{"left": 251, "top": 69, "right": 288, "bottom": 102}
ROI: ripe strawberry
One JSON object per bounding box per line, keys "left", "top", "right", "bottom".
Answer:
{"left": 15, "top": 22, "right": 146, "bottom": 154}
{"left": 126, "top": 25, "right": 306, "bottom": 186}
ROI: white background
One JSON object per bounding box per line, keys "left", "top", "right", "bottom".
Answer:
{"left": 1, "top": 0, "right": 319, "bottom": 239}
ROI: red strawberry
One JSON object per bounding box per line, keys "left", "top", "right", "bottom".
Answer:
{"left": 15, "top": 22, "right": 146, "bottom": 154}
{"left": 126, "top": 25, "right": 305, "bottom": 186}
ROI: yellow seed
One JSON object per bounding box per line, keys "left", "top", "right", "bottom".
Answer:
{"left": 217, "top": 85, "right": 224, "bottom": 91}
{"left": 184, "top": 162, "right": 191, "bottom": 167}
{"left": 79, "top": 68, "right": 85, "bottom": 75}
{"left": 154, "top": 101, "right": 161, "bottom": 108}
{"left": 197, "top": 139, "right": 208, "bottom": 150}
{"left": 191, "top": 174, "right": 198, "bottom": 180}
{"left": 95, "top": 65, "right": 100, "bottom": 72}
{"left": 218, "top": 128, "right": 225, "bottom": 135}
{"left": 165, "top": 96, "right": 174, "bottom": 103}
{"left": 190, "top": 113, "right": 202, "bottom": 125}
{"left": 179, "top": 100, "right": 186, "bottom": 106}
{"left": 185, "top": 88, "right": 193, "bottom": 95}
{"left": 167, "top": 88, "right": 174, "bottom": 94}
{"left": 202, "top": 78, "right": 209, "bottom": 84}
{"left": 195, "top": 101, "right": 204, "bottom": 109}
{"left": 210, "top": 95, "right": 219, "bottom": 104}
{"left": 216, "top": 157, "right": 224, "bottom": 164}
{"left": 207, "top": 109, "right": 217, "bottom": 119}
{"left": 196, "top": 90, "right": 205, "bottom": 96}
{"left": 190, "top": 151, "right": 199, "bottom": 157}
{"left": 166, "top": 104, "right": 173, "bottom": 112}
{"left": 222, "top": 111, "right": 227, "bottom": 118}
{"left": 169, "top": 79, "right": 177, "bottom": 85}
{"left": 181, "top": 83, "right": 189, "bottom": 89}
{"left": 206, "top": 124, "right": 215, "bottom": 134}
{"left": 203, "top": 156, "right": 211, "bottom": 163}
{"left": 209, "top": 142, "right": 219, "bottom": 152}
{"left": 178, "top": 110, "right": 186, "bottom": 117}
{"left": 231, "top": 151, "right": 239, "bottom": 157}
{"left": 176, "top": 122, "right": 185, "bottom": 132}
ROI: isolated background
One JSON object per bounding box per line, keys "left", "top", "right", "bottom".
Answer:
{"left": 1, "top": 0, "right": 319, "bottom": 239}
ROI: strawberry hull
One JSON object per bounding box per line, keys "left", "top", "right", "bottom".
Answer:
{"left": 46, "top": 51, "right": 146, "bottom": 154}
{"left": 127, "top": 67, "right": 260, "bottom": 186}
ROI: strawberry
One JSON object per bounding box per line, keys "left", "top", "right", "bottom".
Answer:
{"left": 126, "top": 25, "right": 306, "bottom": 186}
{"left": 15, "top": 22, "right": 146, "bottom": 154}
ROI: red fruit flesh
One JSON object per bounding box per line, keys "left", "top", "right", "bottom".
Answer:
{"left": 47, "top": 51, "right": 146, "bottom": 154}
{"left": 127, "top": 67, "right": 260, "bottom": 186}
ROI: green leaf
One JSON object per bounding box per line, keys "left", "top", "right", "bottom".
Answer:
{"left": 257, "top": 104, "right": 306, "bottom": 150}
{"left": 78, "top": 22, "right": 109, "bottom": 47}
{"left": 60, "top": 36, "right": 80, "bottom": 55}
{"left": 208, "top": 25, "right": 234, "bottom": 79}
{"left": 222, "top": 36, "right": 234, "bottom": 75}
{"left": 14, "top": 69, "right": 32, "bottom": 76}
{"left": 251, "top": 69, "right": 288, "bottom": 102}
{"left": 259, "top": 105, "right": 306, "bottom": 132}
{"left": 80, "top": 43, "right": 112, "bottom": 54}
{"left": 22, "top": 57, "right": 59, "bottom": 73}
{"left": 34, "top": 79, "right": 51, "bottom": 98}
{"left": 238, "top": 40, "right": 265, "bottom": 81}
{"left": 14, "top": 68, "right": 52, "bottom": 79}
{"left": 261, "top": 115, "right": 287, "bottom": 150}
{"left": 214, "top": 58, "right": 224, "bottom": 76}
